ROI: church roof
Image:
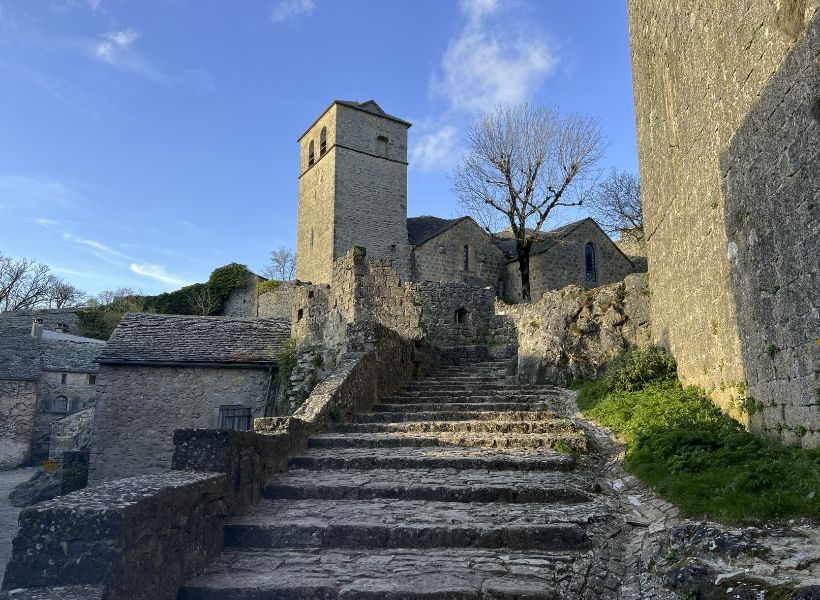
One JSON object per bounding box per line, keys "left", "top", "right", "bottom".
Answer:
{"left": 494, "top": 218, "right": 596, "bottom": 260}
{"left": 407, "top": 216, "right": 471, "bottom": 246}
{"left": 98, "top": 313, "right": 291, "bottom": 367}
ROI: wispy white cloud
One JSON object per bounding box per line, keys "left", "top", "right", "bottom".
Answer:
{"left": 433, "top": 0, "right": 557, "bottom": 113}
{"left": 0, "top": 174, "right": 85, "bottom": 209}
{"left": 130, "top": 263, "right": 190, "bottom": 287}
{"left": 410, "top": 124, "right": 459, "bottom": 173}
{"left": 62, "top": 232, "right": 133, "bottom": 261}
{"left": 270, "top": 0, "right": 314, "bottom": 23}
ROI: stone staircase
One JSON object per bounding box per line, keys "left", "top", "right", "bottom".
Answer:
{"left": 178, "top": 361, "right": 618, "bottom": 599}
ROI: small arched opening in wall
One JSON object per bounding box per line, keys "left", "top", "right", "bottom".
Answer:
{"left": 320, "top": 127, "right": 327, "bottom": 156}
{"left": 584, "top": 242, "right": 598, "bottom": 284}
{"left": 308, "top": 140, "right": 315, "bottom": 166}
{"left": 376, "top": 135, "right": 388, "bottom": 157}
{"left": 54, "top": 395, "right": 68, "bottom": 414}
{"left": 455, "top": 307, "right": 470, "bottom": 325}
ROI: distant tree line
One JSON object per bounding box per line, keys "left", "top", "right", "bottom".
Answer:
{"left": 0, "top": 253, "right": 85, "bottom": 311}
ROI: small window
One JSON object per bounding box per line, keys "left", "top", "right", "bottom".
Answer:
{"left": 42, "top": 397, "right": 53, "bottom": 412}
{"left": 69, "top": 399, "right": 81, "bottom": 412}
{"left": 297, "top": 308, "right": 304, "bottom": 321}
{"left": 320, "top": 127, "right": 327, "bottom": 156}
{"left": 308, "top": 140, "right": 315, "bottom": 166}
{"left": 455, "top": 307, "right": 469, "bottom": 324}
{"left": 463, "top": 245, "right": 470, "bottom": 272}
{"left": 584, "top": 243, "right": 598, "bottom": 283}
{"left": 310, "top": 228, "right": 314, "bottom": 250}
{"left": 88, "top": 374, "right": 97, "bottom": 385}
{"left": 54, "top": 395, "right": 68, "bottom": 413}
{"left": 219, "top": 406, "right": 252, "bottom": 431}
{"left": 60, "top": 373, "right": 67, "bottom": 385}
{"left": 376, "top": 135, "right": 388, "bottom": 156}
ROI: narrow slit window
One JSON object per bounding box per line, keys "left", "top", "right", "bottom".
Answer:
{"left": 584, "top": 243, "right": 597, "bottom": 283}
{"left": 308, "top": 140, "right": 315, "bottom": 166}
{"left": 320, "top": 127, "right": 327, "bottom": 156}
{"left": 60, "top": 373, "right": 67, "bottom": 385}
{"left": 463, "top": 245, "right": 469, "bottom": 271}
{"left": 376, "top": 135, "right": 388, "bottom": 156}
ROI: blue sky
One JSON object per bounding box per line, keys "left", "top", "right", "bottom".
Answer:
{"left": 0, "top": 0, "right": 638, "bottom": 296}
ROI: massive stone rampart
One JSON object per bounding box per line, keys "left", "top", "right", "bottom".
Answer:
{"left": 628, "top": 1, "right": 819, "bottom": 445}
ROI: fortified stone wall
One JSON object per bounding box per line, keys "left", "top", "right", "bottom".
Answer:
{"left": 221, "top": 273, "right": 263, "bottom": 317}
{"left": 89, "top": 365, "right": 270, "bottom": 482}
{"left": 292, "top": 247, "right": 496, "bottom": 355}
{"left": 0, "top": 380, "right": 38, "bottom": 469}
{"left": 500, "top": 273, "right": 652, "bottom": 385}
{"left": 257, "top": 282, "right": 295, "bottom": 319}
{"left": 628, "top": 0, "right": 819, "bottom": 445}
{"left": 504, "top": 220, "right": 636, "bottom": 303}
{"left": 411, "top": 218, "right": 506, "bottom": 290}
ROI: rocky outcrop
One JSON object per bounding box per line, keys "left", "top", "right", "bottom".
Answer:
{"left": 499, "top": 274, "right": 651, "bottom": 385}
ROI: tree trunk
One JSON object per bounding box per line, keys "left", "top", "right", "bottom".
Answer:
{"left": 517, "top": 245, "right": 532, "bottom": 303}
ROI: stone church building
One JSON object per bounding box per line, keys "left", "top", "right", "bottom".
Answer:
{"left": 295, "top": 99, "right": 639, "bottom": 302}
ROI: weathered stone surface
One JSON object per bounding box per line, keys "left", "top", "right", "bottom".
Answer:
{"left": 628, "top": 0, "right": 820, "bottom": 441}
{"left": 0, "top": 381, "right": 37, "bottom": 470}
{"left": 0, "top": 468, "right": 36, "bottom": 587}
{"left": 0, "top": 585, "right": 103, "bottom": 600}
{"left": 499, "top": 274, "right": 651, "bottom": 385}
{"left": 7, "top": 469, "right": 61, "bottom": 508}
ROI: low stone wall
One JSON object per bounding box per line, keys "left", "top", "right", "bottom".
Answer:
{"left": 49, "top": 407, "right": 94, "bottom": 459}
{"left": 0, "top": 380, "right": 38, "bottom": 470}
{"left": 501, "top": 274, "right": 651, "bottom": 385}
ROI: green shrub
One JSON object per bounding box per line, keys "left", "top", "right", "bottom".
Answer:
{"left": 602, "top": 346, "right": 677, "bottom": 392}
{"left": 576, "top": 348, "right": 820, "bottom": 523}
{"left": 256, "top": 279, "right": 281, "bottom": 296}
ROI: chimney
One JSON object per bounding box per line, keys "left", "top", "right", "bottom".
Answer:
{"left": 31, "top": 318, "right": 44, "bottom": 341}
{"left": 56, "top": 322, "right": 68, "bottom": 334}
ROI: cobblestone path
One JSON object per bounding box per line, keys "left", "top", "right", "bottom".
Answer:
{"left": 179, "top": 362, "right": 638, "bottom": 599}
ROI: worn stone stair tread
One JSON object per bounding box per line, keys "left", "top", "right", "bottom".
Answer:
{"left": 309, "top": 431, "right": 586, "bottom": 452}
{"left": 263, "top": 468, "right": 595, "bottom": 503}
{"left": 177, "top": 548, "right": 577, "bottom": 600}
{"left": 224, "top": 499, "right": 607, "bottom": 550}
{"left": 353, "top": 410, "right": 562, "bottom": 423}
{"left": 289, "top": 446, "right": 575, "bottom": 471}
{"left": 0, "top": 586, "right": 104, "bottom": 600}
{"left": 332, "top": 419, "right": 579, "bottom": 435}
{"left": 371, "top": 401, "right": 557, "bottom": 413}
{"left": 383, "top": 391, "right": 563, "bottom": 403}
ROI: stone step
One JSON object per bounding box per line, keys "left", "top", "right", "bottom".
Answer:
{"left": 262, "top": 468, "right": 595, "bottom": 503}
{"left": 289, "top": 446, "right": 575, "bottom": 472}
{"left": 308, "top": 431, "right": 587, "bottom": 452}
{"left": 353, "top": 410, "right": 561, "bottom": 424}
{"left": 399, "top": 383, "right": 554, "bottom": 393}
{"left": 178, "top": 547, "right": 577, "bottom": 600}
{"left": 330, "top": 419, "right": 579, "bottom": 436}
{"left": 224, "top": 499, "right": 600, "bottom": 552}
{"left": 371, "top": 401, "right": 557, "bottom": 413}
{"left": 383, "top": 391, "right": 562, "bottom": 403}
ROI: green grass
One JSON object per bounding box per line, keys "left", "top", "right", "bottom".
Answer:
{"left": 576, "top": 348, "right": 820, "bottom": 524}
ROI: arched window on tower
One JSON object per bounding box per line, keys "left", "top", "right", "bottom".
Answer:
{"left": 376, "top": 135, "right": 388, "bottom": 157}
{"left": 320, "top": 127, "right": 327, "bottom": 156}
{"left": 308, "top": 140, "right": 315, "bottom": 167}
{"left": 584, "top": 242, "right": 597, "bottom": 283}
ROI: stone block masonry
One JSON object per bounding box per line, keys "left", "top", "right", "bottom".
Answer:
{"left": 0, "top": 380, "right": 37, "bottom": 469}
{"left": 628, "top": 0, "right": 820, "bottom": 444}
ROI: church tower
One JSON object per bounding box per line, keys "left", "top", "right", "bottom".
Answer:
{"left": 295, "top": 100, "right": 412, "bottom": 284}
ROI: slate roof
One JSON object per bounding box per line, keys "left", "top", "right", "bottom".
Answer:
{"left": 40, "top": 333, "right": 105, "bottom": 373}
{"left": 494, "top": 218, "right": 596, "bottom": 261}
{"left": 299, "top": 99, "right": 411, "bottom": 140}
{"left": 407, "top": 216, "right": 471, "bottom": 246}
{"left": 98, "top": 313, "right": 291, "bottom": 367}
{"left": 0, "top": 326, "right": 41, "bottom": 381}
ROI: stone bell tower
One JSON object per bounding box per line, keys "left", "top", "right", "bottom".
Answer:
{"left": 295, "top": 100, "right": 412, "bottom": 284}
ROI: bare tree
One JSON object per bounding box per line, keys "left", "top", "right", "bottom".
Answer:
{"left": 0, "top": 254, "right": 58, "bottom": 311}
{"left": 453, "top": 104, "right": 606, "bottom": 302}
{"left": 48, "top": 279, "right": 86, "bottom": 308}
{"left": 187, "top": 285, "right": 218, "bottom": 315}
{"left": 263, "top": 247, "right": 296, "bottom": 281}
{"left": 93, "top": 287, "right": 138, "bottom": 306}
{"left": 586, "top": 168, "right": 643, "bottom": 242}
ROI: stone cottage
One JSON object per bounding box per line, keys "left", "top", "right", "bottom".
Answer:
{"left": 294, "top": 99, "right": 639, "bottom": 301}
{"left": 89, "top": 313, "right": 291, "bottom": 482}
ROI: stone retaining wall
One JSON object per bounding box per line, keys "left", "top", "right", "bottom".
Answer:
{"left": 500, "top": 274, "right": 651, "bottom": 385}
{"left": 0, "top": 380, "right": 38, "bottom": 470}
